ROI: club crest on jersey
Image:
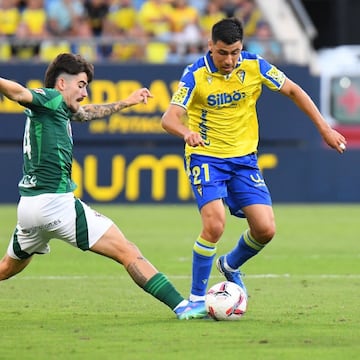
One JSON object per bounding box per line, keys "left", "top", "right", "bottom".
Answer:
{"left": 236, "top": 70, "right": 246, "bottom": 83}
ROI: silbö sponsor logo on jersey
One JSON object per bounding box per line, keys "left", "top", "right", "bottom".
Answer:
{"left": 207, "top": 90, "right": 245, "bottom": 107}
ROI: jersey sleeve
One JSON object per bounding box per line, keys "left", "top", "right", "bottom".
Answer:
{"left": 258, "top": 57, "right": 286, "bottom": 91}
{"left": 170, "top": 65, "right": 196, "bottom": 109}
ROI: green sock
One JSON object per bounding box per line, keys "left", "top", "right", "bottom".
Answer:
{"left": 143, "top": 272, "right": 185, "bottom": 310}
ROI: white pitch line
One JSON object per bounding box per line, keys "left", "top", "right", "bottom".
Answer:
{"left": 10, "top": 273, "right": 360, "bottom": 281}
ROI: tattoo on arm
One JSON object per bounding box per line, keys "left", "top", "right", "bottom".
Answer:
{"left": 72, "top": 102, "right": 129, "bottom": 122}
{"left": 126, "top": 258, "right": 149, "bottom": 287}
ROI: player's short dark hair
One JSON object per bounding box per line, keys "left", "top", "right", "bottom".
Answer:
{"left": 212, "top": 18, "right": 244, "bottom": 45}
{"left": 44, "top": 53, "right": 94, "bottom": 88}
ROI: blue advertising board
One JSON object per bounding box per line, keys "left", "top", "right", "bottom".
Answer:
{"left": 0, "top": 63, "right": 321, "bottom": 143}
{"left": 0, "top": 63, "right": 358, "bottom": 203}
{"left": 0, "top": 143, "right": 356, "bottom": 203}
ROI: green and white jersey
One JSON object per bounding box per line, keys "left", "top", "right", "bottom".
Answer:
{"left": 18, "top": 88, "right": 77, "bottom": 196}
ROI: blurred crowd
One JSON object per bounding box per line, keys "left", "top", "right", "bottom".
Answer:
{"left": 0, "top": 0, "right": 283, "bottom": 63}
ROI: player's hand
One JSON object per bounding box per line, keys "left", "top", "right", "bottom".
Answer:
{"left": 125, "top": 88, "right": 153, "bottom": 106}
{"left": 184, "top": 131, "right": 205, "bottom": 147}
{"left": 322, "top": 128, "right": 347, "bottom": 154}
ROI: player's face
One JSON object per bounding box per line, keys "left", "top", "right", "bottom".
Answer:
{"left": 58, "top": 72, "right": 89, "bottom": 113}
{"left": 209, "top": 40, "right": 243, "bottom": 75}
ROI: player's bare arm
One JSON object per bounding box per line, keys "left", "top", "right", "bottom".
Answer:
{"left": 72, "top": 88, "right": 153, "bottom": 122}
{"left": 162, "top": 104, "right": 205, "bottom": 147}
{"left": 280, "top": 78, "right": 347, "bottom": 153}
{"left": 72, "top": 102, "right": 131, "bottom": 122}
{"left": 0, "top": 77, "right": 32, "bottom": 103}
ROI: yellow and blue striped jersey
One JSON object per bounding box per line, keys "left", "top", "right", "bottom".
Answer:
{"left": 171, "top": 51, "right": 286, "bottom": 158}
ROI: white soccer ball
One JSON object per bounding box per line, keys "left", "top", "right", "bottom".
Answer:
{"left": 205, "top": 281, "right": 247, "bottom": 321}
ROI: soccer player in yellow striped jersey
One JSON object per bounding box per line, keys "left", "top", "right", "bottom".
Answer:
{"left": 162, "top": 18, "right": 347, "bottom": 309}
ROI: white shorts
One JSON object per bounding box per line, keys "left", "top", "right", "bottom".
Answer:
{"left": 7, "top": 193, "right": 113, "bottom": 260}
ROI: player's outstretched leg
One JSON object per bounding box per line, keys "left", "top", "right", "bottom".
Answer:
{"left": 90, "top": 224, "right": 208, "bottom": 320}
{"left": 0, "top": 254, "right": 32, "bottom": 281}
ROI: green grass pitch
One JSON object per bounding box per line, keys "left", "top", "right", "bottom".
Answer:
{"left": 0, "top": 204, "right": 359, "bottom": 360}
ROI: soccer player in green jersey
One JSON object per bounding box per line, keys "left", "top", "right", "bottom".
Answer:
{"left": 161, "top": 18, "right": 347, "bottom": 313}
{"left": 0, "top": 53, "right": 206, "bottom": 320}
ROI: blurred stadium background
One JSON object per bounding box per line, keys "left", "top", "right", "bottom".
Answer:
{"left": 1, "top": 0, "right": 360, "bottom": 204}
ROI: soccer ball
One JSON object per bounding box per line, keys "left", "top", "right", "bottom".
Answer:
{"left": 205, "top": 281, "right": 247, "bottom": 321}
